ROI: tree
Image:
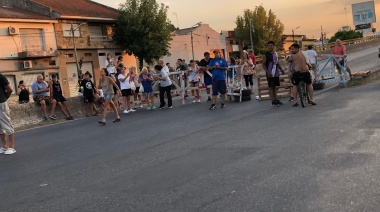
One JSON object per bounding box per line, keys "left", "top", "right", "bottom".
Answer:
{"left": 113, "top": 0, "right": 175, "bottom": 69}
{"left": 328, "top": 30, "right": 363, "bottom": 43}
{"left": 234, "top": 6, "right": 284, "bottom": 54}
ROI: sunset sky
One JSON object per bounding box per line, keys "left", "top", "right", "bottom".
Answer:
{"left": 93, "top": 0, "right": 379, "bottom": 39}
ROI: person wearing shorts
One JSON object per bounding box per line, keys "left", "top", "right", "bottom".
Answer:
{"left": 0, "top": 73, "right": 16, "bottom": 155}
{"left": 32, "top": 75, "right": 57, "bottom": 121}
{"left": 290, "top": 43, "right": 316, "bottom": 106}
{"left": 139, "top": 67, "right": 156, "bottom": 110}
{"left": 262, "top": 41, "right": 285, "bottom": 107}
{"left": 50, "top": 74, "right": 74, "bottom": 120}
{"left": 80, "top": 72, "right": 100, "bottom": 116}
{"left": 199, "top": 52, "right": 213, "bottom": 102}
{"left": 98, "top": 68, "right": 122, "bottom": 125}
{"left": 118, "top": 67, "right": 135, "bottom": 114}
{"left": 188, "top": 60, "right": 201, "bottom": 103}
{"left": 306, "top": 45, "right": 318, "bottom": 82}
{"left": 332, "top": 39, "right": 353, "bottom": 80}
{"left": 208, "top": 50, "right": 227, "bottom": 110}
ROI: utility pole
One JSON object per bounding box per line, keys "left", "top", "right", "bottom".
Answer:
{"left": 71, "top": 23, "right": 86, "bottom": 78}
{"left": 321, "top": 25, "right": 324, "bottom": 46}
{"left": 292, "top": 26, "right": 300, "bottom": 43}
{"left": 190, "top": 22, "right": 201, "bottom": 61}
{"left": 249, "top": 18, "right": 254, "bottom": 50}
{"left": 191, "top": 31, "right": 194, "bottom": 61}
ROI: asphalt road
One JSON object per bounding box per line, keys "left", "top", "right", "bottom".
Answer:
{"left": 1, "top": 76, "right": 380, "bottom": 211}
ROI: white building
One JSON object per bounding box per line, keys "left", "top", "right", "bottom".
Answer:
{"left": 162, "top": 24, "right": 227, "bottom": 68}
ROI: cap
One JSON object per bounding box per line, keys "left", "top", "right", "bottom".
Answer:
{"left": 213, "top": 50, "right": 221, "bottom": 54}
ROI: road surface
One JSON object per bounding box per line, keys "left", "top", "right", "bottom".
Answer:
{"left": 1, "top": 76, "right": 380, "bottom": 211}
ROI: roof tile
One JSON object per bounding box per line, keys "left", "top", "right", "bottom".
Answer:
{"left": 0, "top": 7, "right": 54, "bottom": 20}
{"left": 32, "top": 0, "right": 119, "bottom": 19}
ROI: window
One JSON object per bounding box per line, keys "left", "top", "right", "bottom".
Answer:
{"left": 22, "top": 73, "right": 43, "bottom": 93}
{"left": 65, "top": 54, "right": 74, "bottom": 58}
{"left": 115, "top": 52, "right": 122, "bottom": 56}
{"left": 19, "top": 28, "right": 46, "bottom": 51}
{"left": 84, "top": 53, "right": 92, "bottom": 57}
{"left": 5, "top": 75, "right": 16, "bottom": 95}
{"left": 98, "top": 53, "right": 106, "bottom": 56}
{"left": 230, "top": 40, "right": 234, "bottom": 45}
{"left": 88, "top": 26, "right": 103, "bottom": 37}
{"left": 62, "top": 24, "right": 81, "bottom": 37}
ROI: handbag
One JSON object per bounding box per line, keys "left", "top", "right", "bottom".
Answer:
{"left": 130, "top": 81, "right": 136, "bottom": 91}
{"left": 139, "top": 84, "right": 144, "bottom": 93}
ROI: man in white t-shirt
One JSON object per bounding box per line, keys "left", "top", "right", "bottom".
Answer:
{"left": 158, "top": 60, "right": 169, "bottom": 74}
{"left": 306, "top": 45, "right": 318, "bottom": 81}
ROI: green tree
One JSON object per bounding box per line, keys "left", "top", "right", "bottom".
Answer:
{"left": 328, "top": 30, "right": 363, "bottom": 43}
{"left": 113, "top": 0, "right": 175, "bottom": 69}
{"left": 234, "top": 6, "right": 284, "bottom": 54}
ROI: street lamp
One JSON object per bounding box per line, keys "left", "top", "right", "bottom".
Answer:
{"left": 292, "top": 26, "right": 300, "bottom": 43}
{"left": 70, "top": 23, "right": 86, "bottom": 78}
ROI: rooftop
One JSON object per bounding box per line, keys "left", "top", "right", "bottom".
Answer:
{"left": 0, "top": 6, "right": 54, "bottom": 20}
{"left": 31, "top": 0, "right": 119, "bottom": 19}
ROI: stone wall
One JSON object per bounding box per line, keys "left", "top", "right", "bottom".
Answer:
{"left": 11, "top": 96, "right": 87, "bottom": 131}
{"left": 55, "top": 21, "right": 118, "bottom": 50}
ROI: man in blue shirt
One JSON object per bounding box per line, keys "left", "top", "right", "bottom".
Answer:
{"left": 208, "top": 50, "right": 228, "bottom": 110}
{"left": 31, "top": 75, "right": 57, "bottom": 121}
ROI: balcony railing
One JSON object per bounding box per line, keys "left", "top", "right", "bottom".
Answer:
{"left": 88, "top": 35, "right": 119, "bottom": 48}
{"left": 18, "top": 49, "right": 57, "bottom": 58}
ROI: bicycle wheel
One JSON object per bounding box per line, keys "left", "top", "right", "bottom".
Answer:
{"left": 299, "top": 82, "right": 306, "bottom": 108}
{"left": 305, "top": 84, "right": 310, "bottom": 104}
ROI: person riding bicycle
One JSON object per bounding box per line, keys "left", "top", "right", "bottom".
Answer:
{"left": 289, "top": 43, "right": 316, "bottom": 106}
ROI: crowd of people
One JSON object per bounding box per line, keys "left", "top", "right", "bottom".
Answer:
{"left": 1, "top": 40, "right": 353, "bottom": 155}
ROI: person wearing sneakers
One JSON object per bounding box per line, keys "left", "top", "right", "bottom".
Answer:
{"left": 98, "top": 68, "right": 122, "bottom": 125}
{"left": 154, "top": 65, "right": 172, "bottom": 109}
{"left": 188, "top": 60, "right": 201, "bottom": 103}
{"left": 208, "top": 50, "right": 228, "bottom": 110}
{"left": 49, "top": 74, "right": 74, "bottom": 120}
{"left": 118, "top": 67, "right": 135, "bottom": 114}
{"left": 199, "top": 52, "right": 213, "bottom": 102}
{"left": 139, "top": 67, "right": 156, "bottom": 110}
{"left": 0, "top": 73, "right": 16, "bottom": 155}
{"left": 32, "top": 75, "right": 57, "bottom": 121}
{"left": 261, "top": 41, "right": 285, "bottom": 107}
{"left": 131, "top": 67, "right": 143, "bottom": 109}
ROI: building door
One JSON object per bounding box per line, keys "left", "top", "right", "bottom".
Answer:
{"left": 66, "top": 62, "right": 94, "bottom": 97}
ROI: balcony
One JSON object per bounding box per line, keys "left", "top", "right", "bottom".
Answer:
{"left": 87, "top": 35, "right": 119, "bottom": 49}
{"left": 18, "top": 49, "right": 57, "bottom": 59}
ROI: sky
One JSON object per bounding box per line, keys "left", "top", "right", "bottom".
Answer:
{"left": 93, "top": 0, "right": 380, "bottom": 39}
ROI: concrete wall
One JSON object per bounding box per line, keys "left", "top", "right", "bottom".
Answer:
{"left": 10, "top": 96, "right": 87, "bottom": 131}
